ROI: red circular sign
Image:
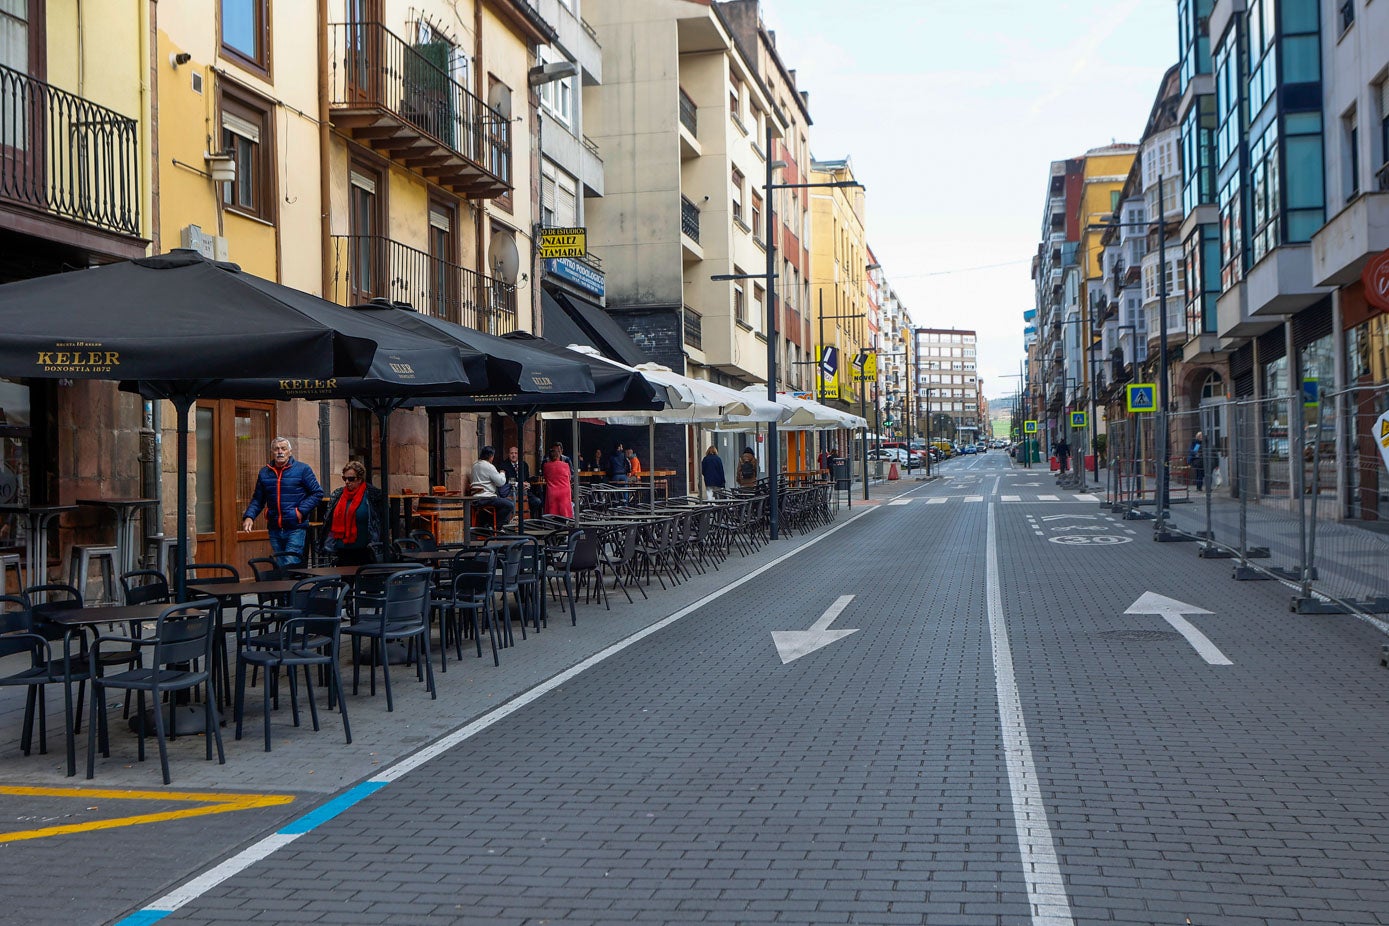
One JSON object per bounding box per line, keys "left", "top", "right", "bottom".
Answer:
{"left": 1364, "top": 249, "right": 1389, "bottom": 311}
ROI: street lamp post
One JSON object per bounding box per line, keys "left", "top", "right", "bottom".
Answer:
{"left": 712, "top": 122, "right": 863, "bottom": 539}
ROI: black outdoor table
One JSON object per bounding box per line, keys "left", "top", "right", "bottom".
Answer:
{"left": 44, "top": 602, "right": 172, "bottom": 766}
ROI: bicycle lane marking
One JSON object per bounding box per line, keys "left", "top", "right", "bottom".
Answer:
{"left": 987, "top": 502, "right": 1076, "bottom": 926}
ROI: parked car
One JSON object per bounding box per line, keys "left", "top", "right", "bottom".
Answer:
{"left": 961, "top": 444, "right": 977, "bottom": 455}
{"left": 868, "top": 447, "right": 920, "bottom": 469}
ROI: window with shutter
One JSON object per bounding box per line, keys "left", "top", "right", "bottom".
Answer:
{"left": 556, "top": 174, "right": 577, "bottom": 227}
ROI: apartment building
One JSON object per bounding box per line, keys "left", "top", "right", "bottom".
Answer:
{"left": 718, "top": 0, "right": 816, "bottom": 397}
{"left": 808, "top": 157, "right": 868, "bottom": 411}
{"left": 534, "top": 0, "right": 611, "bottom": 332}
{"left": 584, "top": 0, "right": 786, "bottom": 485}
{"left": 915, "top": 328, "right": 980, "bottom": 443}
{"left": 152, "top": 0, "right": 552, "bottom": 563}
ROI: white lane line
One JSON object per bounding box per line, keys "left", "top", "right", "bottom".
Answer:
{"left": 888, "top": 499, "right": 914, "bottom": 506}
{"left": 965, "top": 496, "right": 984, "bottom": 503}
{"left": 1002, "top": 495, "right": 1021, "bottom": 502}
{"left": 926, "top": 497, "right": 949, "bottom": 505}
{"left": 991, "top": 476, "right": 1001, "bottom": 496}
{"left": 1038, "top": 494, "right": 1059, "bottom": 501}
{"left": 987, "top": 503, "right": 1075, "bottom": 926}
{"left": 114, "top": 499, "right": 888, "bottom": 923}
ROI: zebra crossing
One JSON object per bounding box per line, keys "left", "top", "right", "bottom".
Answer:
{"left": 910, "top": 493, "right": 1100, "bottom": 505}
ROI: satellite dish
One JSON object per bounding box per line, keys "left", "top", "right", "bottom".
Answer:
{"left": 488, "top": 233, "right": 520, "bottom": 283}
{"left": 487, "top": 83, "right": 512, "bottom": 119}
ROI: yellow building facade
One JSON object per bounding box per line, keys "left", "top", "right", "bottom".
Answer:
{"left": 1077, "top": 145, "right": 1137, "bottom": 419}
{"left": 808, "top": 158, "right": 869, "bottom": 409}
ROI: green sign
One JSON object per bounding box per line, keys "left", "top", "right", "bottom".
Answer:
{"left": 1024, "top": 420, "right": 1038, "bottom": 434}
{"left": 1070, "top": 411, "right": 1088, "bottom": 428}
{"left": 1126, "top": 383, "right": 1157, "bottom": 413}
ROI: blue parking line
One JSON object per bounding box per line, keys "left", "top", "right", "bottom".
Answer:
{"left": 276, "top": 781, "right": 387, "bottom": 835}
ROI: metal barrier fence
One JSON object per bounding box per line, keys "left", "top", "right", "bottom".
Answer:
{"left": 1160, "top": 387, "right": 1389, "bottom": 615}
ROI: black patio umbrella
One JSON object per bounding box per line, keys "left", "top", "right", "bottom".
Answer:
{"left": 408, "top": 331, "right": 664, "bottom": 530}
{"left": 0, "top": 250, "right": 441, "bottom": 596}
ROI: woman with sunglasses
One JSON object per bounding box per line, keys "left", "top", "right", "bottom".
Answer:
{"left": 321, "top": 460, "right": 383, "bottom": 565}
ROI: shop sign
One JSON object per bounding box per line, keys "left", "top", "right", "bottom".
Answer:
{"left": 544, "top": 257, "right": 604, "bottom": 298}
{"left": 538, "top": 227, "right": 587, "bottom": 259}
{"left": 1364, "top": 249, "right": 1389, "bottom": 311}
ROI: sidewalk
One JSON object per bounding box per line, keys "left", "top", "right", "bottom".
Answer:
{"left": 0, "top": 487, "right": 908, "bottom": 796}
{"left": 1055, "top": 468, "right": 1389, "bottom": 608}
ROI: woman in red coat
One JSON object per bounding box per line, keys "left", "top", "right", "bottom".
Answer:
{"left": 542, "top": 446, "right": 574, "bottom": 518}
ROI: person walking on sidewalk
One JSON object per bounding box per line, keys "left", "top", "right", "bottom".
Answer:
{"left": 1188, "top": 431, "right": 1206, "bottom": 492}
{"left": 1052, "top": 437, "right": 1071, "bottom": 474}
{"left": 241, "top": 436, "right": 323, "bottom": 567}
{"left": 700, "top": 445, "right": 726, "bottom": 500}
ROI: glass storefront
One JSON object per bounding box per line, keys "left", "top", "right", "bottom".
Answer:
{"left": 1345, "top": 313, "right": 1388, "bottom": 520}
{"left": 0, "top": 378, "right": 32, "bottom": 545}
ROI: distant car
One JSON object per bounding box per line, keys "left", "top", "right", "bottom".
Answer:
{"left": 961, "top": 444, "right": 977, "bottom": 455}
{"left": 976, "top": 443, "right": 988, "bottom": 453}
{"left": 868, "top": 447, "right": 919, "bottom": 469}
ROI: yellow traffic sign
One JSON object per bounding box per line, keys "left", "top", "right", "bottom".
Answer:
{"left": 1126, "top": 383, "right": 1157, "bottom": 413}
{"left": 1024, "top": 420, "right": 1038, "bottom": 434}
{"left": 537, "top": 226, "right": 587, "bottom": 259}
{"left": 1070, "top": 411, "right": 1087, "bottom": 428}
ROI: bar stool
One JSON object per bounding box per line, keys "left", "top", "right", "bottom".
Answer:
{"left": 142, "top": 534, "right": 179, "bottom": 580}
{"left": 1, "top": 549, "right": 23, "bottom": 596}
{"left": 68, "top": 544, "right": 119, "bottom": 605}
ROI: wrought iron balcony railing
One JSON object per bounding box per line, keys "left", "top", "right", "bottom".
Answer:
{"left": 328, "top": 21, "right": 511, "bottom": 197}
{"left": 331, "top": 234, "right": 518, "bottom": 335}
{"left": 0, "top": 63, "right": 141, "bottom": 237}
{"left": 680, "top": 196, "right": 700, "bottom": 242}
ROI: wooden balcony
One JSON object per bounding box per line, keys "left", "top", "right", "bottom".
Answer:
{"left": 327, "top": 21, "right": 511, "bottom": 198}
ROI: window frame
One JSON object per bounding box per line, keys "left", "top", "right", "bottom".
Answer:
{"left": 219, "top": 0, "right": 272, "bottom": 78}
{"left": 218, "top": 85, "right": 277, "bottom": 223}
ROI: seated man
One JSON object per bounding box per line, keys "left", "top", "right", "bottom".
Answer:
{"left": 470, "top": 446, "right": 516, "bottom": 526}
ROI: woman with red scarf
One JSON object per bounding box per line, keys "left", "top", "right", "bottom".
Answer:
{"left": 322, "top": 460, "right": 383, "bottom": 565}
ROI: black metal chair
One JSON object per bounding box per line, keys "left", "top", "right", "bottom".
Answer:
{"left": 247, "top": 556, "right": 304, "bottom": 581}
{"left": 431, "top": 549, "right": 499, "bottom": 668}
{"left": 342, "top": 567, "right": 435, "bottom": 711}
{"left": 0, "top": 593, "right": 93, "bottom": 774}
{"left": 235, "top": 578, "right": 351, "bottom": 751}
{"left": 86, "top": 599, "right": 225, "bottom": 784}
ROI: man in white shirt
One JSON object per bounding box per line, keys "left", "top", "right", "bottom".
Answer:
{"left": 470, "top": 446, "right": 516, "bottom": 524}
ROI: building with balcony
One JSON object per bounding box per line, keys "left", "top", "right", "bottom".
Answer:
{"left": 0, "top": 0, "right": 152, "bottom": 571}
{"left": 808, "top": 157, "right": 868, "bottom": 413}
{"left": 585, "top": 0, "right": 786, "bottom": 487}
{"left": 533, "top": 0, "right": 613, "bottom": 344}
{"left": 149, "top": 0, "right": 553, "bottom": 564}
{"left": 1030, "top": 157, "right": 1084, "bottom": 437}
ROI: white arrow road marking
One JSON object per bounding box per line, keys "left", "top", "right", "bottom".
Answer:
{"left": 1042, "top": 514, "right": 1098, "bottom": 521}
{"left": 1124, "top": 591, "right": 1231, "bottom": 665}
{"left": 772, "top": 594, "right": 858, "bottom": 664}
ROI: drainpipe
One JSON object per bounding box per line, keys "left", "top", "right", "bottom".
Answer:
{"left": 317, "top": 0, "right": 333, "bottom": 299}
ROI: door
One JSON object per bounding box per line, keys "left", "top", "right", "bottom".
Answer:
{"left": 343, "top": 0, "right": 382, "bottom": 105}
{"left": 0, "top": 0, "right": 47, "bottom": 210}
{"left": 195, "top": 400, "right": 276, "bottom": 568}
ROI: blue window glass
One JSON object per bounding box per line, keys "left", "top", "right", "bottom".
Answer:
{"left": 222, "top": 0, "right": 261, "bottom": 62}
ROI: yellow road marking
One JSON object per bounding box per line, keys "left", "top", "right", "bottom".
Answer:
{"left": 0, "top": 785, "right": 294, "bottom": 842}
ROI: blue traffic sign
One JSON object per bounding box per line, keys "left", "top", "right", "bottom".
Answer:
{"left": 1126, "top": 384, "right": 1157, "bottom": 413}
{"left": 1302, "top": 378, "right": 1319, "bottom": 408}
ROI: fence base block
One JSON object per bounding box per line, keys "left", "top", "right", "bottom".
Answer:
{"left": 1291, "top": 596, "right": 1351, "bottom": 615}
{"left": 1270, "top": 566, "right": 1317, "bottom": 581}
{"left": 1154, "top": 528, "right": 1195, "bottom": 543}
{"left": 1244, "top": 546, "right": 1271, "bottom": 559}
{"left": 1125, "top": 510, "right": 1155, "bottom": 521}
{"left": 1199, "top": 543, "right": 1234, "bottom": 559}
{"left": 1233, "top": 565, "right": 1271, "bottom": 581}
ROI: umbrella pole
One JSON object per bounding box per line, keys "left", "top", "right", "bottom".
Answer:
{"left": 173, "top": 394, "right": 192, "bottom": 602}
{"left": 571, "top": 412, "right": 579, "bottom": 518}
{"left": 648, "top": 419, "right": 655, "bottom": 511}
{"left": 375, "top": 407, "right": 392, "bottom": 548}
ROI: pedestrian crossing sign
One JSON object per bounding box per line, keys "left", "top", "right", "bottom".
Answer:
{"left": 1024, "top": 420, "right": 1038, "bottom": 434}
{"left": 1070, "top": 411, "right": 1087, "bottom": 428}
{"left": 1126, "top": 384, "right": 1157, "bottom": 413}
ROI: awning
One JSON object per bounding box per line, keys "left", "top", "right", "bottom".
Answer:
{"left": 543, "top": 287, "right": 650, "bottom": 366}
{"left": 723, "top": 387, "right": 867, "bottom": 430}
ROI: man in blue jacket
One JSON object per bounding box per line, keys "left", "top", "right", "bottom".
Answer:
{"left": 240, "top": 436, "right": 323, "bottom": 566}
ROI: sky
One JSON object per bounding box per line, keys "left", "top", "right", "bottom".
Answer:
{"left": 759, "top": 0, "right": 1178, "bottom": 401}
